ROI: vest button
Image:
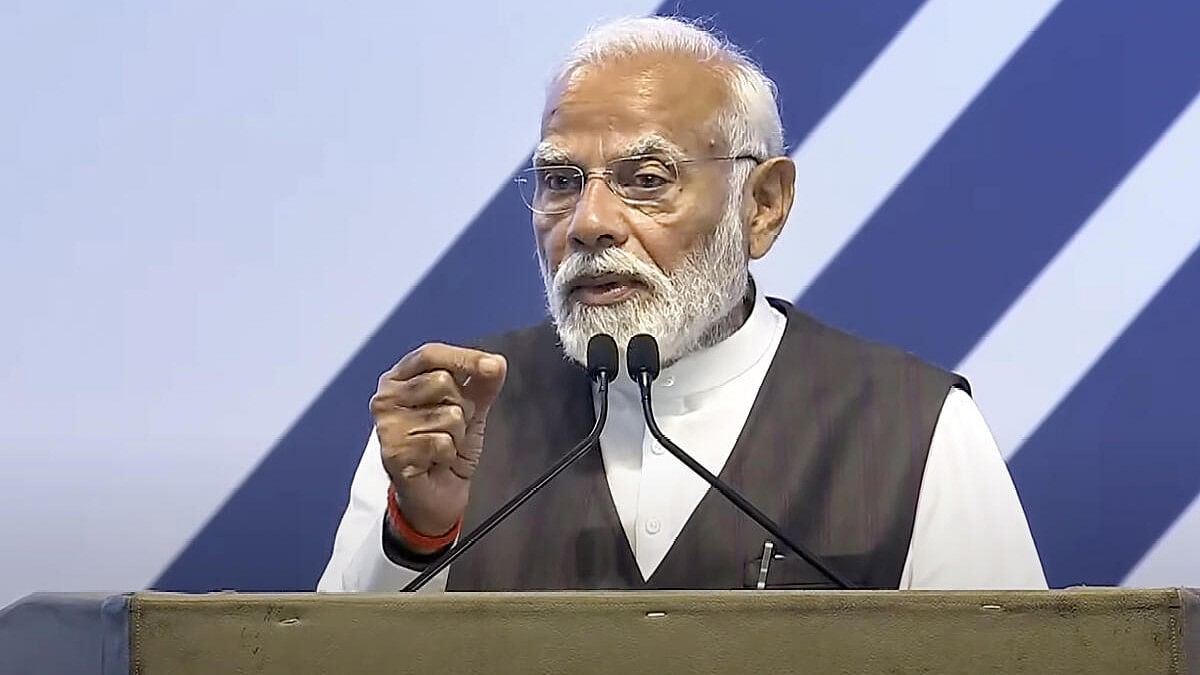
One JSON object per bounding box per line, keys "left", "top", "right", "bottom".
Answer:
{"left": 645, "top": 518, "right": 662, "bottom": 535}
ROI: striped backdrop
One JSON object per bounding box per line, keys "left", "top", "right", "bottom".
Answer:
{"left": 2, "top": 1, "right": 1197, "bottom": 606}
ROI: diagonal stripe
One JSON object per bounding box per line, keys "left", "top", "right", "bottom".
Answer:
{"left": 958, "top": 93, "right": 1200, "bottom": 459}
{"left": 793, "top": 0, "right": 1200, "bottom": 369}
{"left": 1123, "top": 492, "right": 1200, "bottom": 587}
{"left": 1007, "top": 247, "right": 1200, "bottom": 586}
{"left": 666, "top": 1, "right": 927, "bottom": 151}
{"left": 754, "top": 0, "right": 1060, "bottom": 299}
{"left": 155, "top": 2, "right": 924, "bottom": 592}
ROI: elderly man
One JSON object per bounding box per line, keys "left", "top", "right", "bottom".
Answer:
{"left": 319, "top": 17, "right": 1046, "bottom": 591}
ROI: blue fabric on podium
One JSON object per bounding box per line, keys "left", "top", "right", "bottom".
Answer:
{"left": 0, "top": 593, "right": 130, "bottom": 675}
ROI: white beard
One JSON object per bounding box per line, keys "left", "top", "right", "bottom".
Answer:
{"left": 539, "top": 198, "right": 750, "bottom": 368}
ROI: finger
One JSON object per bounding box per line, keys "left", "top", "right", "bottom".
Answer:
{"left": 448, "top": 444, "right": 482, "bottom": 480}
{"left": 387, "top": 432, "right": 456, "bottom": 479}
{"left": 405, "top": 433, "right": 457, "bottom": 476}
{"left": 461, "top": 353, "right": 507, "bottom": 412}
{"left": 372, "top": 370, "right": 474, "bottom": 412}
{"left": 374, "top": 404, "right": 471, "bottom": 449}
{"left": 380, "top": 430, "right": 433, "bottom": 479}
{"left": 388, "top": 343, "right": 506, "bottom": 384}
{"left": 406, "top": 404, "right": 467, "bottom": 447}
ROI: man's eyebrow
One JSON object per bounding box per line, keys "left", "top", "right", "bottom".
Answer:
{"left": 533, "top": 142, "right": 572, "bottom": 166}
{"left": 532, "top": 135, "right": 687, "bottom": 166}
{"left": 617, "top": 134, "right": 687, "bottom": 161}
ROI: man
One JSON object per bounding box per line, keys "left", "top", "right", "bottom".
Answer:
{"left": 319, "top": 17, "right": 1046, "bottom": 592}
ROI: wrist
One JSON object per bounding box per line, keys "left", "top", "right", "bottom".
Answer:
{"left": 385, "top": 483, "right": 462, "bottom": 554}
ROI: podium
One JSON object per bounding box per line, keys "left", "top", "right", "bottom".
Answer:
{"left": 2, "top": 589, "right": 1197, "bottom": 674}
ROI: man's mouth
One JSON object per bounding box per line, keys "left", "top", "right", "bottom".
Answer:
{"left": 568, "top": 273, "right": 646, "bottom": 306}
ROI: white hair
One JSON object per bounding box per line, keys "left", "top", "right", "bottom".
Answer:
{"left": 548, "top": 16, "right": 786, "bottom": 161}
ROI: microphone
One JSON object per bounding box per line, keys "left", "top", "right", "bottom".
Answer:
{"left": 402, "top": 333, "right": 619, "bottom": 591}
{"left": 626, "top": 334, "right": 855, "bottom": 590}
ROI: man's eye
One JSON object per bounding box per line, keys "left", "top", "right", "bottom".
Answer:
{"left": 619, "top": 168, "right": 673, "bottom": 197}
{"left": 614, "top": 157, "right": 675, "bottom": 197}
{"left": 631, "top": 172, "right": 668, "bottom": 189}
{"left": 541, "top": 170, "right": 580, "bottom": 192}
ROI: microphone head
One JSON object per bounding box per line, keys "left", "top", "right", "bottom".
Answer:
{"left": 626, "top": 334, "right": 660, "bottom": 382}
{"left": 586, "top": 334, "right": 619, "bottom": 382}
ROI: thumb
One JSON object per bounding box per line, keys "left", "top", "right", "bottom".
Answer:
{"left": 463, "top": 353, "right": 507, "bottom": 415}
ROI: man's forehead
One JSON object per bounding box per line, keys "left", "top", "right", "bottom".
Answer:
{"left": 539, "top": 54, "right": 728, "bottom": 162}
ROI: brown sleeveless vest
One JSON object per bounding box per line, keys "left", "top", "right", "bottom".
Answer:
{"left": 446, "top": 298, "right": 967, "bottom": 590}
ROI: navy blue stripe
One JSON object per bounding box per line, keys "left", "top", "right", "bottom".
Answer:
{"left": 795, "top": 0, "right": 1200, "bottom": 370}
{"left": 155, "top": 3, "right": 923, "bottom": 591}
{"left": 1008, "top": 246, "right": 1200, "bottom": 587}
{"left": 661, "top": 1, "right": 927, "bottom": 151}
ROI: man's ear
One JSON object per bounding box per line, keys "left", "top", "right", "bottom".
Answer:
{"left": 743, "top": 156, "right": 795, "bottom": 259}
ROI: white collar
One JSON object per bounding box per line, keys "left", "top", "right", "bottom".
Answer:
{"left": 608, "top": 291, "right": 786, "bottom": 403}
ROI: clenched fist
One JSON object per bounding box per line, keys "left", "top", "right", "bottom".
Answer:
{"left": 370, "top": 343, "right": 507, "bottom": 536}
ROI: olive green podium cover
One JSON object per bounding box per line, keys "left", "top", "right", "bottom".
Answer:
{"left": 119, "top": 588, "right": 1200, "bottom": 674}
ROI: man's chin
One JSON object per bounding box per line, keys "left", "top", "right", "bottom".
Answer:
{"left": 557, "top": 308, "right": 632, "bottom": 343}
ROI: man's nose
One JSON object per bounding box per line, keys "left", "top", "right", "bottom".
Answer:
{"left": 567, "top": 176, "right": 630, "bottom": 252}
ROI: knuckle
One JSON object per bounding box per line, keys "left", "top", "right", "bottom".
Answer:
{"left": 410, "top": 344, "right": 433, "bottom": 370}
{"left": 430, "top": 369, "right": 456, "bottom": 392}
{"left": 398, "top": 376, "right": 423, "bottom": 399}
{"left": 412, "top": 434, "right": 447, "bottom": 460}
{"left": 369, "top": 389, "right": 393, "bottom": 413}
{"left": 417, "top": 342, "right": 447, "bottom": 363}
{"left": 431, "top": 433, "right": 455, "bottom": 454}
{"left": 415, "top": 408, "right": 440, "bottom": 425}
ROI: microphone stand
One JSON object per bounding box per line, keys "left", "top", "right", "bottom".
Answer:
{"left": 634, "top": 371, "right": 855, "bottom": 590}
{"left": 402, "top": 378, "right": 611, "bottom": 592}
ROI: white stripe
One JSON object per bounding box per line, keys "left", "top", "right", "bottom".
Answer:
{"left": 958, "top": 92, "right": 1200, "bottom": 459}
{"left": 753, "top": 0, "right": 1060, "bottom": 299}
{"left": 1123, "top": 492, "right": 1200, "bottom": 587}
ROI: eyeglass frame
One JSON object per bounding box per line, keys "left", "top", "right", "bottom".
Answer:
{"left": 513, "top": 153, "right": 762, "bottom": 216}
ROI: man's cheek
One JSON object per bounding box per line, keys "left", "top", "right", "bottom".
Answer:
{"left": 535, "top": 243, "right": 557, "bottom": 275}
{"left": 536, "top": 230, "right": 566, "bottom": 271}
{"left": 630, "top": 231, "right": 678, "bottom": 271}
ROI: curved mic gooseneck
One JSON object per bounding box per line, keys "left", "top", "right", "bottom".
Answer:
{"left": 402, "top": 334, "right": 619, "bottom": 592}
{"left": 626, "top": 333, "right": 855, "bottom": 590}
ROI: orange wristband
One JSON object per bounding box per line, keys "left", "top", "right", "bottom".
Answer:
{"left": 386, "top": 483, "right": 462, "bottom": 553}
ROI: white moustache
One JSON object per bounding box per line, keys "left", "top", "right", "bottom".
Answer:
{"left": 552, "top": 249, "right": 667, "bottom": 304}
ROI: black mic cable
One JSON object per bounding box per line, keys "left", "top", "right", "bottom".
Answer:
{"left": 402, "top": 333, "right": 619, "bottom": 592}
{"left": 625, "top": 333, "right": 855, "bottom": 590}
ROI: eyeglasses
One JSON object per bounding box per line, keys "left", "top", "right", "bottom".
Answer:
{"left": 514, "top": 153, "right": 760, "bottom": 215}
